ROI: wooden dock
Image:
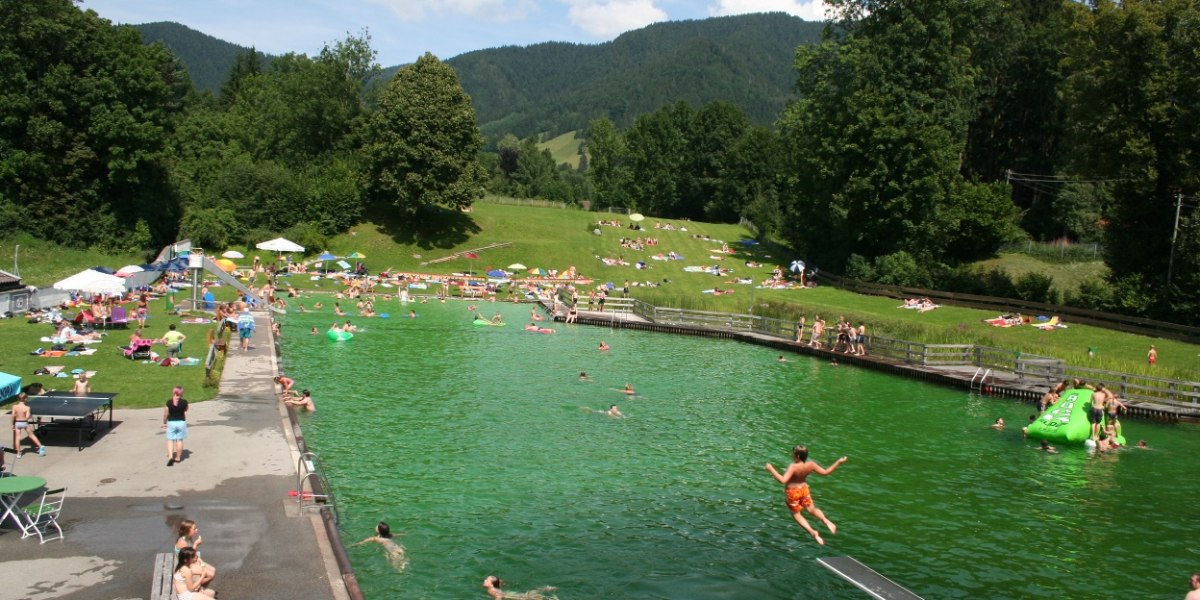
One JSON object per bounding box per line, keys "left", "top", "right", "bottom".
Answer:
{"left": 550, "top": 305, "right": 1198, "bottom": 424}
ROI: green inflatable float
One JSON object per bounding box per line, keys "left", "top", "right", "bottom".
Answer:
{"left": 1026, "top": 388, "right": 1126, "bottom": 446}
{"left": 327, "top": 329, "right": 354, "bottom": 341}
{"left": 473, "top": 319, "right": 505, "bottom": 327}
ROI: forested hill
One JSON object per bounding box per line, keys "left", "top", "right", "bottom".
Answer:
{"left": 447, "top": 13, "right": 823, "bottom": 139}
{"left": 131, "top": 15, "right": 818, "bottom": 137}
{"left": 133, "top": 21, "right": 259, "bottom": 93}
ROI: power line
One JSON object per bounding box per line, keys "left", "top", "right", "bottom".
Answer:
{"left": 1005, "top": 170, "right": 1124, "bottom": 185}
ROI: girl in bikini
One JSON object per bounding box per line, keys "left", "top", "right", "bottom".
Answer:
{"left": 175, "top": 520, "right": 216, "bottom": 588}
{"left": 173, "top": 548, "right": 217, "bottom": 599}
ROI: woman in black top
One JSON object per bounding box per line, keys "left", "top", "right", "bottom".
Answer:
{"left": 162, "top": 386, "right": 188, "bottom": 466}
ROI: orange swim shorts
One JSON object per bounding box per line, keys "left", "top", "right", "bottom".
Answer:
{"left": 786, "top": 483, "right": 813, "bottom": 513}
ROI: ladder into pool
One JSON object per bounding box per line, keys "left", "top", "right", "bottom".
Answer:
{"left": 970, "top": 367, "right": 992, "bottom": 393}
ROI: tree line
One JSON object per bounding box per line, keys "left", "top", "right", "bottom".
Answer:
{"left": 1, "top": 0, "right": 1197, "bottom": 324}
{"left": 585, "top": 0, "right": 1200, "bottom": 324}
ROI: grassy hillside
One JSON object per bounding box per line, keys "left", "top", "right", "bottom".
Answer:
{"left": 972, "top": 253, "right": 1108, "bottom": 297}
{"left": 7, "top": 203, "right": 1194, "bottom": 383}
{"left": 537, "top": 131, "right": 585, "bottom": 169}
{"left": 217, "top": 202, "right": 1199, "bottom": 380}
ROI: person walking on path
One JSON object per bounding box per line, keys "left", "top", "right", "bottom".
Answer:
{"left": 237, "top": 306, "right": 256, "bottom": 351}
{"left": 11, "top": 392, "right": 46, "bottom": 456}
{"left": 1148, "top": 345, "right": 1158, "bottom": 366}
{"left": 765, "top": 444, "right": 848, "bottom": 545}
{"left": 163, "top": 386, "right": 189, "bottom": 466}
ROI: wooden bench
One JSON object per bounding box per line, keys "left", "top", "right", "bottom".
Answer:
{"left": 151, "top": 552, "right": 175, "bottom": 600}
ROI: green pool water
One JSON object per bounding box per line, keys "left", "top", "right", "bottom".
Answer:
{"left": 280, "top": 302, "right": 1200, "bottom": 599}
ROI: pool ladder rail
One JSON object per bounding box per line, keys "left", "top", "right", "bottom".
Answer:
{"left": 970, "top": 368, "right": 992, "bottom": 393}
{"left": 296, "top": 451, "right": 340, "bottom": 524}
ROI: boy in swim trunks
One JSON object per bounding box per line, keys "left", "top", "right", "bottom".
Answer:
{"left": 765, "top": 444, "right": 847, "bottom": 545}
{"left": 10, "top": 393, "right": 46, "bottom": 456}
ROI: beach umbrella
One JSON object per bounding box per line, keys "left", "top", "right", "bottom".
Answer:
{"left": 214, "top": 259, "right": 238, "bottom": 273}
{"left": 347, "top": 251, "right": 365, "bottom": 259}
{"left": 486, "top": 269, "right": 508, "bottom": 278}
{"left": 54, "top": 269, "right": 126, "bottom": 295}
{"left": 790, "top": 260, "right": 806, "bottom": 274}
{"left": 115, "top": 265, "right": 144, "bottom": 276}
{"left": 255, "top": 237, "right": 305, "bottom": 253}
{"left": 507, "top": 263, "right": 527, "bottom": 271}
{"left": 221, "top": 250, "right": 245, "bottom": 259}
{"left": 629, "top": 213, "right": 645, "bottom": 222}
{"left": 318, "top": 251, "right": 337, "bottom": 261}
{"left": 528, "top": 267, "right": 548, "bottom": 276}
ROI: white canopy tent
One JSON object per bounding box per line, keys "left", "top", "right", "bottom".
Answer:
{"left": 53, "top": 269, "right": 126, "bottom": 295}
{"left": 255, "top": 238, "right": 305, "bottom": 253}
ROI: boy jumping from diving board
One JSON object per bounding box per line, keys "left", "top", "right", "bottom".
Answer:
{"left": 766, "top": 444, "right": 848, "bottom": 545}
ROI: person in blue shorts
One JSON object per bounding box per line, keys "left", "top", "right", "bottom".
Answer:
{"left": 236, "top": 307, "right": 255, "bottom": 351}
{"left": 162, "top": 386, "right": 188, "bottom": 466}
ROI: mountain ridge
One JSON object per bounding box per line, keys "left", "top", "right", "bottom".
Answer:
{"left": 132, "top": 14, "right": 823, "bottom": 139}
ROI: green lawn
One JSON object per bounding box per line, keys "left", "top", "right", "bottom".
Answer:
{"left": 972, "top": 252, "right": 1109, "bottom": 296}
{"left": 536, "top": 130, "right": 584, "bottom": 169}
{"left": 2, "top": 202, "right": 1196, "bottom": 391}
{"left": 0, "top": 297, "right": 222, "bottom": 410}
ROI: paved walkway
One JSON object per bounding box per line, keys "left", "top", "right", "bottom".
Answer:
{"left": 0, "top": 311, "right": 348, "bottom": 600}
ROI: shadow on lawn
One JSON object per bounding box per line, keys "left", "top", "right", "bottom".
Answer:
{"left": 368, "top": 205, "right": 481, "bottom": 250}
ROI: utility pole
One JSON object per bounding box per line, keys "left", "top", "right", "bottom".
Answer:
{"left": 1167, "top": 190, "right": 1183, "bottom": 286}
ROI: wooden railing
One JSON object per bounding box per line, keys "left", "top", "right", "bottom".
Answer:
{"left": 554, "top": 292, "right": 1197, "bottom": 412}
{"left": 818, "top": 272, "right": 1200, "bottom": 343}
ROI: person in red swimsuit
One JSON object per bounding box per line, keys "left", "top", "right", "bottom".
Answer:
{"left": 766, "top": 444, "right": 848, "bottom": 545}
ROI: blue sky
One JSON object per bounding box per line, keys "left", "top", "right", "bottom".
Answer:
{"left": 82, "top": 0, "right": 831, "bottom": 67}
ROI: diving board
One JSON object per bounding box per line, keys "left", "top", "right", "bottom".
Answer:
{"left": 817, "top": 556, "right": 923, "bottom": 600}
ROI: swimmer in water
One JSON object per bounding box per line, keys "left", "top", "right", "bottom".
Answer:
{"left": 354, "top": 521, "right": 408, "bottom": 571}
{"left": 313, "top": 302, "right": 324, "bottom": 309}
{"left": 482, "top": 575, "right": 557, "bottom": 600}
{"left": 467, "top": 304, "right": 477, "bottom": 312}
{"left": 1039, "top": 439, "right": 1058, "bottom": 454}
{"left": 579, "top": 372, "right": 591, "bottom": 381}
{"left": 409, "top": 310, "right": 417, "bottom": 318}
{"left": 607, "top": 404, "right": 625, "bottom": 419}
{"left": 621, "top": 383, "right": 635, "bottom": 395}
{"left": 491, "top": 312, "right": 504, "bottom": 324}
{"left": 991, "top": 418, "right": 1005, "bottom": 430}
{"left": 777, "top": 355, "right": 788, "bottom": 362}
{"left": 598, "top": 341, "right": 610, "bottom": 351}
{"left": 310, "top": 327, "right": 318, "bottom": 334}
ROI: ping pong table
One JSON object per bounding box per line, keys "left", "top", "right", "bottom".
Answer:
{"left": 27, "top": 392, "right": 116, "bottom": 451}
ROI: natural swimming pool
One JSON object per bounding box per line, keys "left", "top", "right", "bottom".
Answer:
{"left": 281, "top": 302, "right": 1200, "bottom": 599}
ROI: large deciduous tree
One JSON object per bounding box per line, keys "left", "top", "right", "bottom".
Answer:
{"left": 363, "top": 53, "right": 485, "bottom": 214}
{"left": 1062, "top": 0, "right": 1200, "bottom": 321}
{"left": 584, "top": 118, "right": 630, "bottom": 210}
{"left": 0, "top": 0, "right": 187, "bottom": 249}
{"left": 778, "top": 0, "right": 1021, "bottom": 270}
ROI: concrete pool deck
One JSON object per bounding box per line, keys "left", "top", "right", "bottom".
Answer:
{"left": 0, "top": 311, "right": 350, "bottom": 600}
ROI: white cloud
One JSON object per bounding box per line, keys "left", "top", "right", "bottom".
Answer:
{"left": 366, "top": 0, "right": 536, "bottom": 22}
{"left": 565, "top": 0, "right": 668, "bottom": 38}
{"left": 708, "top": 0, "right": 831, "bottom": 21}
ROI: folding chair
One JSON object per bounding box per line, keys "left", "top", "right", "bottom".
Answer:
{"left": 1, "top": 447, "right": 18, "bottom": 476}
{"left": 17, "top": 487, "right": 66, "bottom": 543}
{"left": 109, "top": 306, "right": 130, "bottom": 329}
